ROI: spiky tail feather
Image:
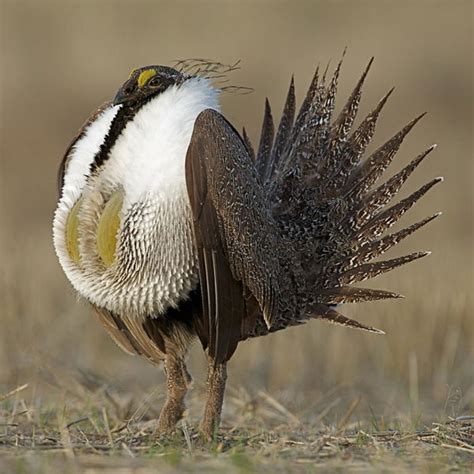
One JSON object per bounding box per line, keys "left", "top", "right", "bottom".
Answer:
{"left": 255, "top": 57, "right": 441, "bottom": 334}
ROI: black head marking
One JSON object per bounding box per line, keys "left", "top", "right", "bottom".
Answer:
{"left": 113, "top": 65, "right": 187, "bottom": 107}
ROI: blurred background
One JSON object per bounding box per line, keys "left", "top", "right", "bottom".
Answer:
{"left": 0, "top": 0, "right": 472, "bottom": 424}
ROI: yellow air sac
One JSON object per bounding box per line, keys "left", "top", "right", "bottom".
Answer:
{"left": 97, "top": 191, "right": 123, "bottom": 267}
{"left": 66, "top": 198, "right": 83, "bottom": 264}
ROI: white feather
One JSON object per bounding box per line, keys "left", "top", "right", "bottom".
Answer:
{"left": 61, "top": 105, "right": 121, "bottom": 206}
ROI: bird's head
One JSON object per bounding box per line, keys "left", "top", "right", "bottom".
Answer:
{"left": 113, "top": 65, "right": 186, "bottom": 107}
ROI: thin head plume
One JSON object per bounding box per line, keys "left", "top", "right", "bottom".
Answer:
{"left": 219, "top": 85, "right": 254, "bottom": 95}
{"left": 173, "top": 58, "right": 242, "bottom": 77}
{"left": 172, "top": 58, "right": 254, "bottom": 95}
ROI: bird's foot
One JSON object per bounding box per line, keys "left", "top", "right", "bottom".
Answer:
{"left": 198, "top": 420, "right": 218, "bottom": 442}
{"left": 198, "top": 357, "right": 226, "bottom": 441}
{"left": 154, "top": 400, "right": 185, "bottom": 437}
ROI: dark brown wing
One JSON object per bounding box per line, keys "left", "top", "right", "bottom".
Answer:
{"left": 185, "top": 109, "right": 288, "bottom": 364}
{"left": 92, "top": 305, "right": 166, "bottom": 365}
{"left": 92, "top": 306, "right": 140, "bottom": 356}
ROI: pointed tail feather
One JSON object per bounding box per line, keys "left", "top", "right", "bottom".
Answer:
{"left": 278, "top": 68, "right": 328, "bottom": 181}
{"left": 242, "top": 127, "right": 255, "bottom": 161}
{"left": 308, "top": 304, "right": 385, "bottom": 334}
{"left": 344, "top": 88, "right": 394, "bottom": 165}
{"left": 304, "top": 58, "right": 344, "bottom": 175}
{"left": 315, "top": 285, "right": 402, "bottom": 304}
{"left": 256, "top": 98, "right": 274, "bottom": 183}
{"left": 268, "top": 76, "right": 296, "bottom": 182}
{"left": 307, "top": 88, "right": 394, "bottom": 190}
{"left": 293, "top": 65, "right": 320, "bottom": 135}
{"left": 340, "top": 251, "right": 430, "bottom": 285}
{"left": 356, "top": 177, "right": 443, "bottom": 241}
{"left": 272, "top": 60, "right": 345, "bottom": 205}
{"left": 348, "top": 144, "right": 437, "bottom": 230}
{"left": 271, "top": 66, "right": 320, "bottom": 188}
{"left": 350, "top": 212, "right": 441, "bottom": 266}
{"left": 360, "top": 145, "right": 436, "bottom": 218}
{"left": 330, "top": 57, "right": 373, "bottom": 144}
{"left": 344, "top": 113, "right": 426, "bottom": 202}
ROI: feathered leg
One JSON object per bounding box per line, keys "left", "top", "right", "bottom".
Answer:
{"left": 200, "top": 355, "right": 227, "bottom": 439}
{"left": 155, "top": 354, "right": 192, "bottom": 436}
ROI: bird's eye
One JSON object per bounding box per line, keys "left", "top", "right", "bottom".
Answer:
{"left": 148, "top": 76, "right": 160, "bottom": 87}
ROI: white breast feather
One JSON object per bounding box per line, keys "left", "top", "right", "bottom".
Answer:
{"left": 61, "top": 105, "right": 121, "bottom": 206}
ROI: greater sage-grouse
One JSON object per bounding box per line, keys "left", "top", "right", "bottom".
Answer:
{"left": 53, "top": 59, "right": 441, "bottom": 438}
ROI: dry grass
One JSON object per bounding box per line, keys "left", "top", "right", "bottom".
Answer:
{"left": 0, "top": 0, "right": 473, "bottom": 471}
{"left": 1, "top": 381, "right": 473, "bottom": 473}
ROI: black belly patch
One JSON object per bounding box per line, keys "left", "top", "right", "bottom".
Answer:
{"left": 142, "top": 286, "right": 202, "bottom": 353}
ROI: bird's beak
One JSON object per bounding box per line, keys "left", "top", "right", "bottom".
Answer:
{"left": 113, "top": 90, "right": 127, "bottom": 106}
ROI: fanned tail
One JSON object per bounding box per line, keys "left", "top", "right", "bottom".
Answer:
{"left": 252, "top": 56, "right": 441, "bottom": 333}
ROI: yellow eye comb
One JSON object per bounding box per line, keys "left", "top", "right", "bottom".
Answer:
{"left": 137, "top": 69, "right": 157, "bottom": 88}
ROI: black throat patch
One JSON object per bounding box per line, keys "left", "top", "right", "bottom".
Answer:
{"left": 89, "top": 105, "right": 136, "bottom": 174}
